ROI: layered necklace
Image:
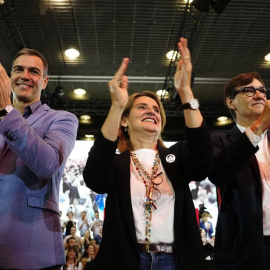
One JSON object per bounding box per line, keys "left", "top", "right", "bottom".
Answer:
{"left": 130, "top": 150, "right": 163, "bottom": 251}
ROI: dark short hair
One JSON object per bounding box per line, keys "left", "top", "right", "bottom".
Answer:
{"left": 12, "top": 48, "right": 48, "bottom": 77}
{"left": 67, "top": 236, "right": 76, "bottom": 244}
{"left": 224, "top": 72, "right": 264, "bottom": 120}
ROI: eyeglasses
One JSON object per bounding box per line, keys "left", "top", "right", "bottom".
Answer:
{"left": 231, "top": 86, "right": 270, "bottom": 99}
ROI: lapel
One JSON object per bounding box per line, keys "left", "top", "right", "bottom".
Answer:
{"left": 115, "top": 151, "right": 138, "bottom": 248}
{"left": 26, "top": 103, "right": 50, "bottom": 126}
{"left": 226, "top": 125, "right": 242, "bottom": 142}
{"left": 228, "top": 125, "right": 260, "bottom": 175}
{"left": 0, "top": 104, "right": 50, "bottom": 159}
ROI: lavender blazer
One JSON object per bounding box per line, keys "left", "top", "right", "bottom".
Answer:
{"left": 0, "top": 103, "right": 78, "bottom": 269}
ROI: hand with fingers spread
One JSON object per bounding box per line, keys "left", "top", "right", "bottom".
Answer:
{"left": 174, "top": 38, "right": 193, "bottom": 95}
{"left": 173, "top": 38, "right": 203, "bottom": 128}
{"left": 101, "top": 58, "right": 130, "bottom": 141}
{"left": 0, "top": 62, "right": 12, "bottom": 108}
{"left": 108, "top": 58, "right": 129, "bottom": 109}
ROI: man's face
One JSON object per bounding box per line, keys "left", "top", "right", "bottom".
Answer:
{"left": 95, "top": 212, "right": 99, "bottom": 219}
{"left": 11, "top": 54, "right": 48, "bottom": 104}
{"left": 68, "top": 239, "right": 76, "bottom": 247}
{"left": 227, "top": 79, "right": 266, "bottom": 122}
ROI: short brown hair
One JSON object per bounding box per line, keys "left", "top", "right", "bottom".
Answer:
{"left": 117, "top": 91, "right": 166, "bottom": 153}
{"left": 224, "top": 72, "right": 264, "bottom": 120}
{"left": 12, "top": 48, "right": 48, "bottom": 77}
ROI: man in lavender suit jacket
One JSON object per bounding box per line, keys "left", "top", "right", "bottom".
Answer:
{"left": 0, "top": 48, "right": 78, "bottom": 269}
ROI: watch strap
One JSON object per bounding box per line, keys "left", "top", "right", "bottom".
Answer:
{"left": 180, "top": 102, "right": 191, "bottom": 110}
{"left": 0, "top": 105, "right": 13, "bottom": 117}
{"left": 0, "top": 109, "right": 7, "bottom": 117}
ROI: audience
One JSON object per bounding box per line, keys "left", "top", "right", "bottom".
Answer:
{"left": 81, "top": 229, "right": 92, "bottom": 254}
{"left": 65, "top": 212, "right": 76, "bottom": 237}
{"left": 90, "top": 211, "right": 103, "bottom": 238}
{"left": 80, "top": 244, "right": 97, "bottom": 270}
{"left": 62, "top": 246, "right": 83, "bottom": 270}
{"left": 77, "top": 211, "right": 90, "bottom": 237}
{"left": 94, "top": 225, "right": 102, "bottom": 245}
{"left": 199, "top": 211, "right": 214, "bottom": 239}
{"left": 65, "top": 237, "right": 82, "bottom": 261}
{"left": 64, "top": 226, "right": 82, "bottom": 252}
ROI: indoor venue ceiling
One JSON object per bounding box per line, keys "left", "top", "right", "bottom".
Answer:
{"left": 0, "top": 0, "right": 270, "bottom": 141}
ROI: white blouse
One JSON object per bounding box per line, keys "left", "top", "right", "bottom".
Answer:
{"left": 130, "top": 148, "right": 175, "bottom": 244}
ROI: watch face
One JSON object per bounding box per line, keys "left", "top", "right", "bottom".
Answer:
{"left": 190, "top": 99, "right": 199, "bottom": 109}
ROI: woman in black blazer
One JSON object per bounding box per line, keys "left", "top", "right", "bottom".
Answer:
{"left": 83, "top": 38, "right": 212, "bottom": 270}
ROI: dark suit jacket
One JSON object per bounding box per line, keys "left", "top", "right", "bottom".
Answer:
{"left": 83, "top": 122, "right": 212, "bottom": 270}
{"left": 0, "top": 103, "right": 78, "bottom": 269}
{"left": 210, "top": 125, "right": 267, "bottom": 270}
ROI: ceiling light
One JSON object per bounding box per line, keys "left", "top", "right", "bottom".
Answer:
{"left": 183, "top": 0, "right": 193, "bottom": 3}
{"left": 85, "top": 134, "right": 94, "bottom": 138}
{"left": 217, "top": 116, "right": 228, "bottom": 122}
{"left": 156, "top": 89, "right": 170, "bottom": 100}
{"left": 74, "top": 88, "right": 86, "bottom": 96}
{"left": 166, "top": 50, "right": 179, "bottom": 61}
{"left": 265, "top": 53, "right": 270, "bottom": 61}
{"left": 80, "top": 115, "right": 91, "bottom": 120}
{"left": 85, "top": 134, "right": 95, "bottom": 141}
{"left": 214, "top": 117, "right": 233, "bottom": 126}
{"left": 64, "top": 48, "right": 80, "bottom": 59}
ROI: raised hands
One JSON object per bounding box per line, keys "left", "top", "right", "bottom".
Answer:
{"left": 173, "top": 37, "right": 203, "bottom": 127}
{"left": 174, "top": 38, "right": 192, "bottom": 95}
{"left": 108, "top": 58, "right": 129, "bottom": 109}
{"left": 101, "top": 58, "right": 130, "bottom": 141}
{"left": 0, "top": 62, "right": 12, "bottom": 108}
{"left": 250, "top": 99, "right": 270, "bottom": 135}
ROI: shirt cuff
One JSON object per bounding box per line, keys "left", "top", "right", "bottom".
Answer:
{"left": 245, "top": 127, "right": 262, "bottom": 147}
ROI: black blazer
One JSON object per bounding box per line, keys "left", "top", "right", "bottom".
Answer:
{"left": 210, "top": 125, "right": 268, "bottom": 270}
{"left": 83, "top": 123, "right": 212, "bottom": 270}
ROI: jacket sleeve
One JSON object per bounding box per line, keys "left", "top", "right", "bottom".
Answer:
{"left": 180, "top": 121, "right": 213, "bottom": 182}
{"left": 83, "top": 131, "right": 118, "bottom": 194}
{"left": 0, "top": 108, "right": 78, "bottom": 179}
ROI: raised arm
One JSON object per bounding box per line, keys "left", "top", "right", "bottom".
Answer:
{"left": 174, "top": 38, "right": 203, "bottom": 128}
{"left": 101, "top": 58, "right": 130, "bottom": 141}
{"left": 0, "top": 63, "right": 12, "bottom": 109}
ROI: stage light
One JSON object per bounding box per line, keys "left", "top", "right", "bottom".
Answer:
{"left": 192, "top": 0, "right": 210, "bottom": 12}
{"left": 210, "top": 0, "right": 231, "bottom": 14}
{"left": 192, "top": 0, "right": 231, "bottom": 14}
{"left": 54, "top": 85, "right": 65, "bottom": 96}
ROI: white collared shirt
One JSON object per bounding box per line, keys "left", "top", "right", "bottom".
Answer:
{"left": 238, "top": 124, "right": 270, "bottom": 235}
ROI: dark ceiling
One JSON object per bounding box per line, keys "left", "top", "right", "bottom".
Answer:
{"left": 1, "top": 0, "right": 270, "bottom": 141}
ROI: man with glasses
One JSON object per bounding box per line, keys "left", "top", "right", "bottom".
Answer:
{"left": 209, "top": 72, "right": 270, "bottom": 269}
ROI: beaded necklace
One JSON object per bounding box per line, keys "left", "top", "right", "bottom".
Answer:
{"left": 130, "top": 151, "right": 162, "bottom": 251}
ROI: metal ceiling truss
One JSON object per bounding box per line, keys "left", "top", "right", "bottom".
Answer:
{"left": 0, "top": 0, "right": 31, "bottom": 55}
{"left": 162, "top": 1, "right": 208, "bottom": 100}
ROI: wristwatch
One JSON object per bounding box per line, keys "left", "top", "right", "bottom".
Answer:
{"left": 181, "top": 98, "right": 199, "bottom": 110}
{"left": 0, "top": 105, "right": 14, "bottom": 117}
